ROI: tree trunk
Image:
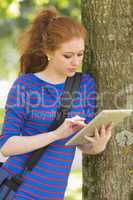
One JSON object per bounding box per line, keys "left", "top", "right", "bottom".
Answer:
{"left": 81, "top": 0, "right": 133, "bottom": 199}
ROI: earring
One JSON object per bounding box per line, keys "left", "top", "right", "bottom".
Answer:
{"left": 47, "top": 55, "right": 51, "bottom": 61}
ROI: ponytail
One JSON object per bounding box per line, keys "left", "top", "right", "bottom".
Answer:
{"left": 18, "top": 7, "right": 59, "bottom": 75}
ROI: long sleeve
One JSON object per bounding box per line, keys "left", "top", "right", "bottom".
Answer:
{"left": 85, "top": 75, "right": 97, "bottom": 123}
{"left": 0, "top": 78, "right": 28, "bottom": 149}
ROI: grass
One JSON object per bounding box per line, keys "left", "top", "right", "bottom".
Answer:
{"left": 65, "top": 169, "right": 82, "bottom": 200}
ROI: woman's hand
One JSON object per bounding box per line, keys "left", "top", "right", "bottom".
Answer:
{"left": 54, "top": 115, "right": 86, "bottom": 140}
{"left": 79, "top": 123, "right": 113, "bottom": 154}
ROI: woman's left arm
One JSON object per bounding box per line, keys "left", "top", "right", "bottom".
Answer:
{"left": 78, "top": 74, "right": 112, "bottom": 155}
{"left": 77, "top": 123, "right": 113, "bottom": 155}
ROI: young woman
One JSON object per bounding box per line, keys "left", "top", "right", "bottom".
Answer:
{"left": 0, "top": 7, "right": 112, "bottom": 200}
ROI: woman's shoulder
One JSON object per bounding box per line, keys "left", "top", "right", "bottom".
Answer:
{"left": 79, "top": 73, "right": 96, "bottom": 97}
{"left": 80, "top": 72, "right": 96, "bottom": 85}
{"left": 12, "top": 73, "right": 34, "bottom": 89}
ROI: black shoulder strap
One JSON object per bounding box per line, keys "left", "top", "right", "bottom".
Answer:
{"left": 20, "top": 72, "right": 82, "bottom": 175}
{"left": 49, "top": 72, "right": 82, "bottom": 130}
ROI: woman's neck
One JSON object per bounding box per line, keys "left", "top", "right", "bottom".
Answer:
{"left": 35, "top": 68, "right": 67, "bottom": 84}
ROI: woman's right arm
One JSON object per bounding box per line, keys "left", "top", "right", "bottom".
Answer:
{"left": 0, "top": 77, "right": 85, "bottom": 157}
{"left": 0, "top": 131, "right": 58, "bottom": 157}
{"left": 0, "top": 118, "right": 86, "bottom": 157}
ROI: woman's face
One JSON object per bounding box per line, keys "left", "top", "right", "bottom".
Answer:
{"left": 48, "top": 37, "right": 85, "bottom": 77}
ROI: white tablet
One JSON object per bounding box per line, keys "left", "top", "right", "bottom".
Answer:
{"left": 65, "top": 109, "right": 133, "bottom": 146}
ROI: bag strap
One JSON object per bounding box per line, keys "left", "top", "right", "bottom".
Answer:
{"left": 18, "top": 72, "right": 82, "bottom": 176}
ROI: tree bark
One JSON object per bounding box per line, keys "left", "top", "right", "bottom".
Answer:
{"left": 81, "top": 0, "right": 133, "bottom": 199}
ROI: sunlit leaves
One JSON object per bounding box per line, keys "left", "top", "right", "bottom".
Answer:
{"left": 35, "top": 0, "right": 49, "bottom": 6}
{"left": 6, "top": 1, "right": 20, "bottom": 18}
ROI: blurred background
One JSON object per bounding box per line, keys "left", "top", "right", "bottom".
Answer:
{"left": 0, "top": 0, "right": 82, "bottom": 199}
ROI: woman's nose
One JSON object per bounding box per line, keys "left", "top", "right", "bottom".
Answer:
{"left": 71, "top": 56, "right": 80, "bottom": 66}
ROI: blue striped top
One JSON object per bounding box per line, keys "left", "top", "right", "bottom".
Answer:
{"left": 0, "top": 72, "right": 96, "bottom": 200}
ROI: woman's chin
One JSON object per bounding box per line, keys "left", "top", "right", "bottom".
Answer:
{"left": 66, "top": 71, "right": 76, "bottom": 77}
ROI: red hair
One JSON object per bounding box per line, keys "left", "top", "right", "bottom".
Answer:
{"left": 18, "top": 7, "right": 87, "bottom": 74}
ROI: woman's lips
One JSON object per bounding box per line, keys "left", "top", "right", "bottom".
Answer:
{"left": 67, "top": 68, "right": 76, "bottom": 72}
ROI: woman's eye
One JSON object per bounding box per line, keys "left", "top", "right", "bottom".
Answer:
{"left": 63, "top": 53, "right": 84, "bottom": 59}
{"left": 78, "top": 54, "right": 84, "bottom": 57}
{"left": 64, "top": 55, "right": 72, "bottom": 59}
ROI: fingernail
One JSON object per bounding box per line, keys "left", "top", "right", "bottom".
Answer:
{"left": 102, "top": 124, "right": 104, "bottom": 129}
{"left": 95, "top": 127, "right": 98, "bottom": 132}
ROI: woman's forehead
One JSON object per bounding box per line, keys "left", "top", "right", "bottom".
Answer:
{"left": 59, "top": 38, "right": 85, "bottom": 53}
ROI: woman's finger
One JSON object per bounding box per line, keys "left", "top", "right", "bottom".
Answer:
{"left": 100, "top": 124, "right": 106, "bottom": 137}
{"left": 105, "top": 123, "right": 113, "bottom": 138}
{"left": 94, "top": 127, "right": 99, "bottom": 139}
{"left": 106, "top": 122, "right": 113, "bottom": 132}
{"left": 106, "top": 129, "right": 112, "bottom": 141}
{"left": 84, "top": 135, "right": 95, "bottom": 143}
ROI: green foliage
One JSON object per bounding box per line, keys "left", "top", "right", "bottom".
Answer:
{"left": 0, "top": 108, "right": 5, "bottom": 127}
{"left": 0, "top": 35, "right": 19, "bottom": 80}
